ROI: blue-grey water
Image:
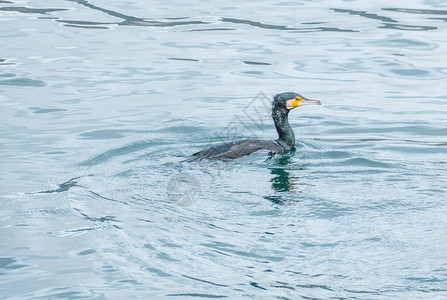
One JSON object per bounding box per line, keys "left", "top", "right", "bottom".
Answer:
{"left": 1, "top": 0, "right": 447, "bottom": 299}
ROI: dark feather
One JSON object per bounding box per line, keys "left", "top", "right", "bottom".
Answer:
{"left": 192, "top": 139, "right": 284, "bottom": 160}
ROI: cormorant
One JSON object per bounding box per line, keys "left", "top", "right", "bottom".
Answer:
{"left": 189, "top": 92, "right": 321, "bottom": 160}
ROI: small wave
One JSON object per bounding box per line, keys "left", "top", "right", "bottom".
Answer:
{"left": 166, "top": 293, "right": 227, "bottom": 298}
{"left": 0, "top": 78, "right": 45, "bottom": 87}
{"left": 0, "top": 6, "right": 68, "bottom": 14}
{"left": 306, "top": 150, "right": 353, "bottom": 160}
{"left": 322, "top": 157, "right": 395, "bottom": 169}
{"left": 78, "top": 140, "right": 162, "bottom": 166}
{"left": 382, "top": 8, "right": 447, "bottom": 16}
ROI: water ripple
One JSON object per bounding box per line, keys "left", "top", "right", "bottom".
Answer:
{"left": 221, "top": 17, "right": 356, "bottom": 32}
{"left": 1, "top": 0, "right": 447, "bottom": 299}
{"left": 0, "top": 78, "right": 45, "bottom": 87}
{"left": 0, "top": 6, "right": 68, "bottom": 14}
{"left": 382, "top": 8, "right": 447, "bottom": 15}
{"left": 332, "top": 8, "right": 398, "bottom": 23}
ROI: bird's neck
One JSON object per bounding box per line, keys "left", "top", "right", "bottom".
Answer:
{"left": 273, "top": 108, "right": 295, "bottom": 151}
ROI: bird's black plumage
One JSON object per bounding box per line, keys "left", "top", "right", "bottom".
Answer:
{"left": 192, "top": 139, "right": 283, "bottom": 159}
{"left": 188, "top": 92, "right": 320, "bottom": 160}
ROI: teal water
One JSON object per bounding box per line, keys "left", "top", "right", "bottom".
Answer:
{"left": 1, "top": 0, "right": 447, "bottom": 299}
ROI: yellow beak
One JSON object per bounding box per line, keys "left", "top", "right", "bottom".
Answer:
{"left": 289, "top": 97, "right": 321, "bottom": 109}
{"left": 300, "top": 98, "right": 321, "bottom": 106}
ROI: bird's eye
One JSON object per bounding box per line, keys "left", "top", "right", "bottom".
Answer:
{"left": 295, "top": 96, "right": 303, "bottom": 102}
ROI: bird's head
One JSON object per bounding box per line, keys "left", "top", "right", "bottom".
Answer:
{"left": 272, "top": 92, "right": 321, "bottom": 111}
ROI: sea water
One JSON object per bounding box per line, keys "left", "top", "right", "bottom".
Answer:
{"left": 1, "top": 0, "right": 447, "bottom": 298}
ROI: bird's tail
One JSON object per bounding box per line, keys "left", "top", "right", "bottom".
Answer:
{"left": 178, "top": 155, "right": 201, "bottom": 163}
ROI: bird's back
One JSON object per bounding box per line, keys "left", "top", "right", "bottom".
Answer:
{"left": 191, "top": 139, "right": 283, "bottom": 160}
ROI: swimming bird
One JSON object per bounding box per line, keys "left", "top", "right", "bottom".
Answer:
{"left": 189, "top": 92, "right": 321, "bottom": 160}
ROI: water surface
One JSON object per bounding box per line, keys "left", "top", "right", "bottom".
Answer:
{"left": 1, "top": 0, "right": 447, "bottom": 298}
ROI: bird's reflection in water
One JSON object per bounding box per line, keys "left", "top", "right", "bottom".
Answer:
{"left": 264, "top": 148, "right": 302, "bottom": 205}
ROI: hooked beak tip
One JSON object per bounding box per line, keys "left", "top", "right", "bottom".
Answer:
{"left": 302, "top": 98, "right": 322, "bottom": 105}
